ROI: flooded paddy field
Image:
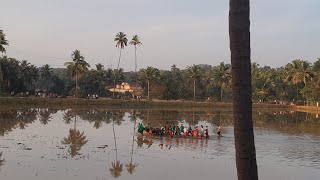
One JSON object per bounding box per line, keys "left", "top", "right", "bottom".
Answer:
{"left": 0, "top": 108, "right": 320, "bottom": 180}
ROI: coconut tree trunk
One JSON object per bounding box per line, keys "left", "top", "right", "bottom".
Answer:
{"left": 296, "top": 84, "right": 298, "bottom": 101}
{"left": 99, "top": 72, "right": 102, "bottom": 96}
{"left": 134, "top": 45, "right": 137, "bottom": 73}
{"left": 147, "top": 80, "right": 150, "bottom": 99}
{"left": 113, "top": 79, "right": 116, "bottom": 97}
{"left": 193, "top": 80, "right": 196, "bottom": 101}
{"left": 76, "top": 68, "right": 78, "bottom": 98}
{"left": 117, "top": 49, "right": 122, "bottom": 70}
{"left": 220, "top": 85, "right": 223, "bottom": 101}
{"left": 229, "top": 0, "right": 258, "bottom": 180}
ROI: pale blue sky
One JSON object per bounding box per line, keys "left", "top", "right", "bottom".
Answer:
{"left": 1, "top": 0, "right": 319, "bottom": 70}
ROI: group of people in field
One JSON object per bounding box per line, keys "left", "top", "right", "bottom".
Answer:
{"left": 137, "top": 122, "right": 222, "bottom": 138}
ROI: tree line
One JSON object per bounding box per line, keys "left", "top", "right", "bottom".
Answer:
{"left": 1, "top": 29, "right": 320, "bottom": 103}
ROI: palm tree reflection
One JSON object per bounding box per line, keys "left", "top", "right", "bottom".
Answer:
{"left": 110, "top": 112, "right": 123, "bottom": 178}
{"left": 61, "top": 115, "right": 88, "bottom": 158}
{"left": 110, "top": 160, "right": 123, "bottom": 178}
{"left": 0, "top": 152, "right": 5, "bottom": 167}
{"left": 125, "top": 111, "right": 138, "bottom": 174}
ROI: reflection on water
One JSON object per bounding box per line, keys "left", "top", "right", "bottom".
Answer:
{"left": 0, "top": 108, "right": 320, "bottom": 179}
{"left": 0, "top": 152, "right": 4, "bottom": 167}
{"left": 61, "top": 115, "right": 88, "bottom": 158}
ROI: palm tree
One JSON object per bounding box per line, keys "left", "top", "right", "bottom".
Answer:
{"left": 0, "top": 29, "right": 9, "bottom": 55}
{"left": 0, "top": 29, "right": 9, "bottom": 90}
{"left": 285, "top": 59, "right": 314, "bottom": 101}
{"left": 129, "top": 35, "right": 142, "bottom": 73}
{"left": 114, "top": 32, "right": 128, "bottom": 70}
{"left": 212, "top": 62, "right": 232, "bottom": 101}
{"left": 95, "top": 63, "right": 105, "bottom": 96}
{"left": 138, "top": 66, "right": 160, "bottom": 99}
{"left": 61, "top": 115, "right": 88, "bottom": 158}
{"left": 285, "top": 59, "right": 314, "bottom": 87}
{"left": 229, "top": 0, "right": 258, "bottom": 179}
{"left": 186, "top": 64, "right": 202, "bottom": 101}
{"left": 113, "top": 32, "right": 128, "bottom": 97}
{"left": 64, "top": 49, "right": 90, "bottom": 97}
{"left": 40, "top": 64, "right": 53, "bottom": 90}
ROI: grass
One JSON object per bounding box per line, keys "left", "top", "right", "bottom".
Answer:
{"left": 0, "top": 97, "right": 293, "bottom": 110}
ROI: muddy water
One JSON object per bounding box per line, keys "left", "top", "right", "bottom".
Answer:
{"left": 0, "top": 109, "right": 320, "bottom": 180}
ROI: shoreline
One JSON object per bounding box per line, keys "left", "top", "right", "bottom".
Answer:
{"left": 0, "top": 97, "right": 298, "bottom": 110}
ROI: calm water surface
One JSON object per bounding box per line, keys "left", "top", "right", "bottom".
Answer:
{"left": 0, "top": 108, "right": 320, "bottom": 180}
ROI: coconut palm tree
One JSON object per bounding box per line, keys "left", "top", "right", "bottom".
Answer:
{"left": 212, "top": 62, "right": 232, "bottom": 101}
{"left": 114, "top": 32, "right": 128, "bottom": 70}
{"left": 229, "top": 0, "right": 258, "bottom": 179}
{"left": 285, "top": 59, "right": 314, "bottom": 87}
{"left": 61, "top": 115, "right": 88, "bottom": 158}
{"left": 186, "top": 64, "right": 202, "bottom": 101}
{"left": 0, "top": 29, "right": 9, "bottom": 55}
{"left": 129, "top": 35, "right": 142, "bottom": 73}
{"left": 285, "top": 59, "right": 314, "bottom": 101}
{"left": 0, "top": 29, "right": 9, "bottom": 90}
{"left": 95, "top": 63, "right": 105, "bottom": 96}
{"left": 40, "top": 64, "right": 53, "bottom": 90}
{"left": 113, "top": 32, "right": 128, "bottom": 97}
{"left": 138, "top": 66, "right": 160, "bottom": 99}
{"left": 64, "top": 49, "right": 90, "bottom": 97}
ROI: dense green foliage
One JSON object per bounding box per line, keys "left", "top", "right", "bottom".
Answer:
{"left": 1, "top": 29, "right": 320, "bottom": 103}
{"left": 2, "top": 55, "right": 320, "bottom": 103}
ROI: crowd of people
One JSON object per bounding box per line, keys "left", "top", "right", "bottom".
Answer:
{"left": 137, "top": 122, "right": 222, "bottom": 138}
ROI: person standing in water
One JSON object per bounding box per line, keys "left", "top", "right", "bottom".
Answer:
{"left": 200, "top": 125, "right": 204, "bottom": 137}
{"left": 205, "top": 126, "right": 209, "bottom": 138}
{"left": 217, "top": 125, "right": 221, "bottom": 137}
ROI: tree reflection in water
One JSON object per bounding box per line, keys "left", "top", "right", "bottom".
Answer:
{"left": 110, "top": 112, "right": 123, "bottom": 178}
{"left": 0, "top": 152, "right": 5, "bottom": 167}
{"left": 38, "top": 108, "right": 52, "bottom": 125}
{"left": 126, "top": 110, "right": 138, "bottom": 174}
{"left": 61, "top": 115, "right": 88, "bottom": 158}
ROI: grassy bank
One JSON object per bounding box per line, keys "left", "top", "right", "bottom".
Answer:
{"left": 0, "top": 97, "right": 293, "bottom": 110}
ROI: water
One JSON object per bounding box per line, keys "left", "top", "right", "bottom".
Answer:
{"left": 0, "top": 108, "right": 320, "bottom": 180}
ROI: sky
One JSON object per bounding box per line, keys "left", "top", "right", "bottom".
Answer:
{"left": 0, "top": 0, "right": 320, "bottom": 71}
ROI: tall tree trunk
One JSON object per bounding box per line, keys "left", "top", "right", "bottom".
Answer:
{"left": 113, "top": 48, "right": 122, "bottom": 98}
{"left": 220, "top": 85, "right": 223, "bottom": 101}
{"left": 134, "top": 45, "right": 137, "bottom": 73}
{"left": 296, "top": 84, "right": 298, "bottom": 101}
{"left": 76, "top": 69, "right": 78, "bottom": 98}
{"left": 147, "top": 80, "right": 150, "bottom": 99}
{"left": 100, "top": 72, "right": 102, "bottom": 96}
{"left": 193, "top": 80, "right": 196, "bottom": 101}
{"left": 117, "top": 49, "right": 122, "bottom": 70}
{"left": 0, "top": 64, "right": 3, "bottom": 92}
{"left": 113, "top": 80, "right": 116, "bottom": 97}
{"left": 229, "top": 0, "right": 258, "bottom": 180}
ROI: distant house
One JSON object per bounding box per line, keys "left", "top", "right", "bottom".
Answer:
{"left": 108, "top": 82, "right": 143, "bottom": 96}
